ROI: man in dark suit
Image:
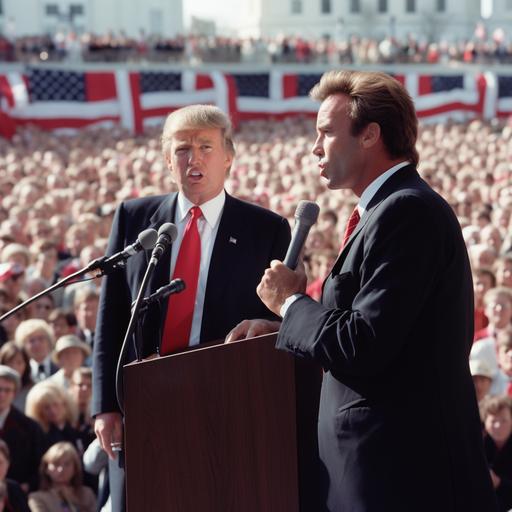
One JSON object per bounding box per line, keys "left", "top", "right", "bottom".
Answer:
{"left": 252, "top": 70, "right": 497, "bottom": 511}
{"left": 92, "top": 105, "right": 290, "bottom": 511}
{"left": 0, "top": 365, "right": 45, "bottom": 492}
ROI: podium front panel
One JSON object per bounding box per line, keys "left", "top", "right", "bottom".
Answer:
{"left": 124, "top": 334, "right": 299, "bottom": 511}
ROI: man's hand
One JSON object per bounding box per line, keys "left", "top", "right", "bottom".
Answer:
{"left": 257, "top": 259, "right": 307, "bottom": 316}
{"left": 225, "top": 319, "right": 282, "bottom": 343}
{"left": 94, "top": 412, "right": 123, "bottom": 460}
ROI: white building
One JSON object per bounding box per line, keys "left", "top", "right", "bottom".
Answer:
{"left": 0, "top": 0, "right": 183, "bottom": 38}
{"left": 236, "top": 0, "right": 505, "bottom": 41}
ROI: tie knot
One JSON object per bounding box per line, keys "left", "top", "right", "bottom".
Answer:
{"left": 190, "top": 206, "right": 202, "bottom": 220}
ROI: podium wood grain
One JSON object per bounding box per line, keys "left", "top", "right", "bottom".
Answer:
{"left": 124, "top": 333, "right": 300, "bottom": 511}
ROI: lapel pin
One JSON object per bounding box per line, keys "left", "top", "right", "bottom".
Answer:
{"left": 229, "top": 236, "right": 237, "bottom": 245}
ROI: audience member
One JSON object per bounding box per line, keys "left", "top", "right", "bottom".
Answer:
{"left": 49, "top": 335, "right": 90, "bottom": 389}
{"left": 0, "top": 439, "right": 30, "bottom": 512}
{"left": 0, "top": 365, "right": 45, "bottom": 492}
{"left": 28, "top": 442, "right": 96, "bottom": 512}
{"left": 481, "top": 395, "right": 512, "bottom": 512}
{"left": 25, "top": 382, "right": 80, "bottom": 451}
{"left": 0, "top": 341, "right": 34, "bottom": 411}
{"left": 14, "top": 319, "right": 57, "bottom": 382}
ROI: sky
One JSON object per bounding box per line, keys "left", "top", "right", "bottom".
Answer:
{"left": 183, "top": 0, "right": 249, "bottom": 31}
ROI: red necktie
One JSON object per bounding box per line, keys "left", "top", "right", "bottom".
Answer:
{"left": 340, "top": 207, "right": 360, "bottom": 250}
{"left": 161, "top": 206, "right": 202, "bottom": 355}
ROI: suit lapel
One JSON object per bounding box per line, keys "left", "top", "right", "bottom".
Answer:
{"left": 330, "top": 165, "right": 418, "bottom": 276}
{"left": 147, "top": 193, "right": 178, "bottom": 294}
{"left": 200, "top": 193, "right": 242, "bottom": 340}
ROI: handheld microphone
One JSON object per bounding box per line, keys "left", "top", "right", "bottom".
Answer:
{"left": 283, "top": 201, "right": 320, "bottom": 269}
{"left": 150, "top": 223, "right": 178, "bottom": 265}
{"left": 88, "top": 228, "right": 158, "bottom": 272}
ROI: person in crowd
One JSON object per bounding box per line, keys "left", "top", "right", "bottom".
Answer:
{"left": 25, "top": 381, "right": 80, "bottom": 451}
{"left": 69, "top": 368, "right": 94, "bottom": 451}
{"left": 47, "top": 309, "right": 78, "bottom": 341}
{"left": 0, "top": 263, "right": 25, "bottom": 303}
{"left": 0, "top": 341, "right": 34, "bottom": 411}
{"left": 481, "top": 396, "right": 512, "bottom": 512}
{"left": 92, "top": 104, "right": 291, "bottom": 512}
{"left": 28, "top": 442, "right": 96, "bottom": 512}
{"left": 470, "top": 358, "right": 495, "bottom": 403}
{"left": 473, "top": 267, "right": 496, "bottom": 332}
{"left": 231, "top": 69, "right": 497, "bottom": 510}
{"left": 0, "top": 439, "right": 30, "bottom": 512}
{"left": 495, "top": 254, "right": 512, "bottom": 289}
{"left": 14, "top": 319, "right": 57, "bottom": 382}
{"left": 73, "top": 288, "right": 99, "bottom": 352}
{"left": 475, "top": 287, "right": 512, "bottom": 342}
{"left": 492, "top": 329, "right": 512, "bottom": 396}
{"left": 49, "top": 335, "right": 91, "bottom": 389}
{"left": 83, "top": 438, "right": 110, "bottom": 512}
{"left": 0, "top": 365, "right": 45, "bottom": 492}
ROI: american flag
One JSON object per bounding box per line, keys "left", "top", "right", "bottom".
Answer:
{"left": 231, "top": 72, "right": 321, "bottom": 120}
{"left": 0, "top": 67, "right": 511, "bottom": 139}
{"left": 0, "top": 68, "right": 236, "bottom": 135}
{"left": 496, "top": 75, "right": 512, "bottom": 117}
{"left": 404, "top": 72, "right": 488, "bottom": 122}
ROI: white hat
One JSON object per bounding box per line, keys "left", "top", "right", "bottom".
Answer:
{"left": 52, "top": 335, "right": 91, "bottom": 363}
{"left": 469, "top": 359, "right": 494, "bottom": 379}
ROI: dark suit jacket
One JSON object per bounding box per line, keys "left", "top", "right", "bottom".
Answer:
{"left": 484, "top": 434, "right": 512, "bottom": 512}
{"left": 277, "top": 166, "right": 497, "bottom": 512}
{"left": 92, "top": 192, "right": 291, "bottom": 416}
{"left": 1, "top": 406, "right": 46, "bottom": 492}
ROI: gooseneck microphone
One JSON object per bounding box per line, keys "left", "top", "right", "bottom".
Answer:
{"left": 283, "top": 200, "right": 320, "bottom": 269}
{"left": 104, "top": 228, "right": 158, "bottom": 265}
{"left": 150, "top": 223, "right": 178, "bottom": 265}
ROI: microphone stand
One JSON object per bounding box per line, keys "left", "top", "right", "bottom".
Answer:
{"left": 114, "top": 254, "right": 160, "bottom": 414}
{"left": 0, "top": 255, "right": 123, "bottom": 323}
{"left": 115, "top": 222, "right": 176, "bottom": 414}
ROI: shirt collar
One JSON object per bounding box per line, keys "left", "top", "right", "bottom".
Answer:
{"left": 358, "top": 161, "right": 410, "bottom": 216}
{"left": 176, "top": 190, "right": 226, "bottom": 228}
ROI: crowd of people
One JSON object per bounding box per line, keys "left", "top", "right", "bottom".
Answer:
{"left": 0, "top": 113, "right": 511, "bottom": 509}
{"left": 1, "top": 30, "right": 512, "bottom": 65}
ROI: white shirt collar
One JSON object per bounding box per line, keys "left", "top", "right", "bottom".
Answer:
{"left": 175, "top": 190, "right": 226, "bottom": 228}
{"left": 358, "top": 161, "right": 410, "bottom": 216}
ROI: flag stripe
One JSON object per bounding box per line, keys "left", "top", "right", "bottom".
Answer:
{"left": 2, "top": 68, "right": 512, "bottom": 139}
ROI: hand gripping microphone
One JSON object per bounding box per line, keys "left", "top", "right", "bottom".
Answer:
{"left": 149, "top": 223, "right": 178, "bottom": 265}
{"left": 283, "top": 201, "right": 320, "bottom": 269}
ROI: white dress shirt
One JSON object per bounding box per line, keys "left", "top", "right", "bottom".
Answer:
{"left": 171, "top": 190, "right": 225, "bottom": 346}
{"left": 280, "top": 161, "right": 410, "bottom": 317}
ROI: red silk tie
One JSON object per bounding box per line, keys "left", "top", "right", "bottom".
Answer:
{"left": 161, "top": 206, "right": 202, "bottom": 355}
{"left": 340, "top": 207, "right": 360, "bottom": 250}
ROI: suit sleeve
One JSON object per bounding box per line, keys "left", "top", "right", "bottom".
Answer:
{"left": 277, "top": 194, "right": 448, "bottom": 376}
{"left": 91, "top": 203, "right": 132, "bottom": 416}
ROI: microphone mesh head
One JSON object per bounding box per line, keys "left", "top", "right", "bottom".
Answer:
{"left": 158, "top": 222, "right": 178, "bottom": 243}
{"left": 138, "top": 229, "right": 158, "bottom": 250}
{"left": 295, "top": 200, "right": 320, "bottom": 227}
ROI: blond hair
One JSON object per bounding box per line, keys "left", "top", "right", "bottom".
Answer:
{"left": 25, "top": 381, "right": 78, "bottom": 432}
{"left": 14, "top": 319, "right": 55, "bottom": 350}
{"left": 39, "top": 442, "right": 83, "bottom": 490}
{"left": 161, "top": 104, "right": 235, "bottom": 159}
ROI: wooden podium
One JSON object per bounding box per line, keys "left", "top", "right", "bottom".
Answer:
{"left": 123, "top": 333, "right": 321, "bottom": 511}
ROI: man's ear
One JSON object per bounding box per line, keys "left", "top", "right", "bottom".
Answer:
{"left": 165, "top": 153, "right": 172, "bottom": 170}
{"left": 225, "top": 152, "right": 234, "bottom": 171}
{"left": 361, "top": 122, "right": 381, "bottom": 149}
